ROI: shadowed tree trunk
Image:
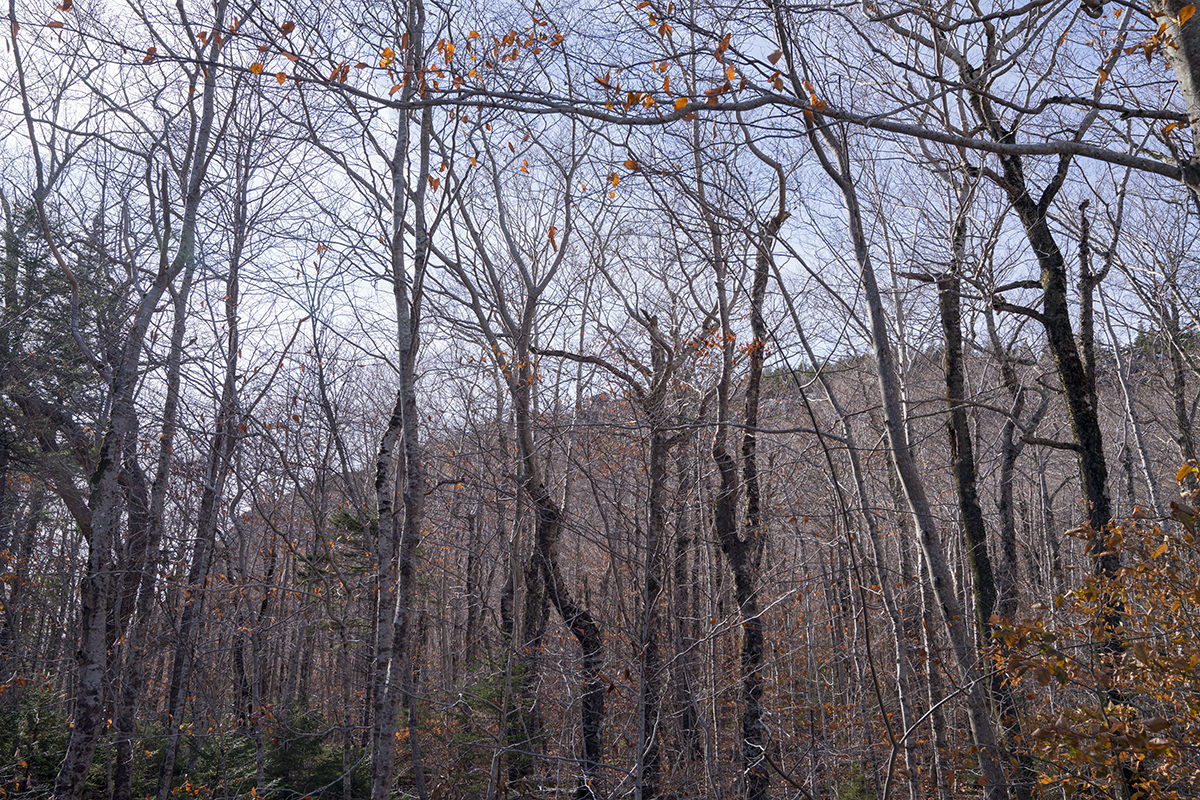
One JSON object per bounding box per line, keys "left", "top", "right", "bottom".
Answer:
{"left": 369, "top": 83, "right": 432, "bottom": 800}
{"left": 965, "top": 79, "right": 1115, "bottom": 569}
{"left": 111, "top": 257, "right": 193, "bottom": 800}
{"left": 155, "top": 185, "right": 244, "bottom": 800}
{"left": 16, "top": 3, "right": 229, "bottom": 785}
{"left": 805, "top": 119, "right": 1011, "bottom": 800}
{"left": 934, "top": 221, "right": 996, "bottom": 638}
{"left": 506, "top": 365, "right": 604, "bottom": 797}
{"left": 707, "top": 197, "right": 786, "bottom": 800}
{"left": 669, "top": 445, "right": 703, "bottom": 772}
{"left": 442, "top": 140, "right": 604, "bottom": 795}
{"left": 930, "top": 195, "right": 1038, "bottom": 800}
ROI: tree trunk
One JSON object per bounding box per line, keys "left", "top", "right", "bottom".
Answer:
{"left": 155, "top": 218, "right": 242, "bottom": 800}
{"left": 112, "top": 260, "right": 194, "bottom": 800}
{"left": 708, "top": 203, "right": 785, "bottom": 800}
{"left": 807, "top": 123, "right": 1011, "bottom": 800}
{"left": 369, "top": 11, "right": 431, "bottom": 791}
{"left": 669, "top": 446, "right": 703, "bottom": 772}
{"left": 1151, "top": 0, "right": 1200, "bottom": 190}
{"left": 38, "top": 4, "right": 225, "bottom": 791}
{"left": 515, "top": 375, "right": 604, "bottom": 798}
{"left": 1165, "top": 300, "right": 1198, "bottom": 483}
{"left": 636, "top": 423, "right": 670, "bottom": 800}
{"left": 936, "top": 263, "right": 997, "bottom": 638}
{"left": 1099, "top": 287, "right": 1163, "bottom": 516}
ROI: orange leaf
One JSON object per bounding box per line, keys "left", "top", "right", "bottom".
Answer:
{"left": 275, "top": 72, "right": 287, "bottom": 84}
{"left": 48, "top": 20, "right": 63, "bottom": 29}
{"left": 428, "top": 176, "right": 440, "bottom": 191}
{"left": 624, "top": 159, "right": 638, "bottom": 170}
{"left": 249, "top": 62, "right": 264, "bottom": 74}
{"left": 548, "top": 225, "right": 558, "bottom": 252}
{"left": 143, "top": 47, "right": 157, "bottom": 62}
{"left": 280, "top": 20, "right": 295, "bottom": 35}
{"left": 389, "top": 84, "right": 401, "bottom": 95}
{"left": 1180, "top": 4, "right": 1196, "bottom": 25}
{"left": 673, "top": 96, "right": 687, "bottom": 111}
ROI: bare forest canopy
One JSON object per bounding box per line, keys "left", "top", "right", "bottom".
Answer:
{"left": 3, "top": 1, "right": 1200, "bottom": 799}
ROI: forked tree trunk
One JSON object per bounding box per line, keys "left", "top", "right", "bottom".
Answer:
{"left": 964, "top": 83, "right": 1115, "bottom": 562}
{"left": 369, "top": 83, "right": 432, "bottom": 800}
{"left": 512, "top": 376, "right": 604, "bottom": 799}
{"left": 112, "top": 260, "right": 193, "bottom": 800}
{"left": 708, "top": 203, "right": 785, "bottom": 800}
{"left": 22, "top": 2, "right": 227, "bottom": 791}
{"left": 155, "top": 211, "right": 243, "bottom": 800}
{"left": 807, "top": 123, "right": 1011, "bottom": 800}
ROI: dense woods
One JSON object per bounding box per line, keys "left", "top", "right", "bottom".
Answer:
{"left": 3, "top": 0, "right": 1200, "bottom": 798}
